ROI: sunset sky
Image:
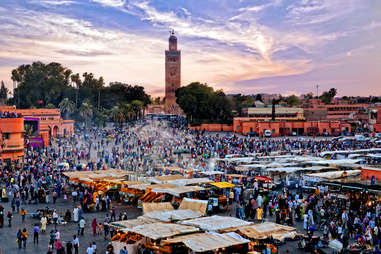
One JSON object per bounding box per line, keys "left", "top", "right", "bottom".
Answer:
{"left": 0, "top": 0, "right": 380, "bottom": 97}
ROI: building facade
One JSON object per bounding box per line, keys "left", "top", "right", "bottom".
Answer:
{"left": 0, "top": 106, "right": 74, "bottom": 147}
{"left": 242, "top": 107, "right": 304, "bottom": 120}
{"left": 0, "top": 117, "right": 24, "bottom": 161}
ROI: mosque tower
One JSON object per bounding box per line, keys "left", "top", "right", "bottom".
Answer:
{"left": 165, "top": 30, "right": 181, "bottom": 113}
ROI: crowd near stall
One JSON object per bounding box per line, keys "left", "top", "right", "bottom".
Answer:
{"left": 1, "top": 117, "right": 381, "bottom": 253}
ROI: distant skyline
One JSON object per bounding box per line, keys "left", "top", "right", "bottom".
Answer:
{"left": 0, "top": 0, "right": 380, "bottom": 97}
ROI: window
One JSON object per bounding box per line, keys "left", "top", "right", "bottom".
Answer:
{"left": 2, "top": 133, "right": 10, "bottom": 140}
{"left": 41, "top": 117, "right": 46, "bottom": 120}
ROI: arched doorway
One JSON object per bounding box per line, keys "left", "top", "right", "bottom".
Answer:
{"left": 53, "top": 126, "right": 59, "bottom": 137}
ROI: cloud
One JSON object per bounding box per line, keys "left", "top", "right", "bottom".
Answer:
{"left": 91, "top": 0, "right": 125, "bottom": 8}
{"left": 286, "top": 0, "right": 362, "bottom": 25}
{"left": 29, "top": 0, "right": 76, "bottom": 6}
{"left": 0, "top": 0, "right": 379, "bottom": 96}
{"left": 57, "top": 49, "right": 113, "bottom": 57}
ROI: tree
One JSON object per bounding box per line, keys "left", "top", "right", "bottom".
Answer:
{"left": 176, "top": 82, "right": 232, "bottom": 125}
{"left": 320, "top": 88, "right": 337, "bottom": 104}
{"left": 271, "top": 97, "right": 283, "bottom": 121}
{"left": 302, "top": 92, "right": 313, "bottom": 101}
{"left": 232, "top": 94, "right": 254, "bottom": 116}
{"left": 255, "top": 94, "right": 263, "bottom": 102}
{"left": 131, "top": 100, "right": 144, "bottom": 120}
{"left": 285, "top": 95, "right": 301, "bottom": 107}
{"left": 70, "top": 73, "right": 81, "bottom": 107}
{"left": 0, "top": 81, "right": 8, "bottom": 105}
{"left": 110, "top": 106, "right": 125, "bottom": 127}
{"left": 59, "top": 98, "right": 75, "bottom": 119}
{"left": 94, "top": 108, "right": 107, "bottom": 127}
{"left": 79, "top": 101, "right": 93, "bottom": 126}
{"left": 11, "top": 62, "right": 74, "bottom": 108}
{"left": 10, "top": 61, "right": 151, "bottom": 125}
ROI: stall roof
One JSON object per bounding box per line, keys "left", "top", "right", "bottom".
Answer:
{"left": 200, "top": 171, "right": 224, "bottom": 175}
{"left": 162, "top": 167, "right": 199, "bottom": 173}
{"left": 305, "top": 170, "right": 361, "bottom": 179}
{"left": 224, "top": 174, "right": 247, "bottom": 178}
{"left": 143, "top": 209, "right": 202, "bottom": 222}
{"left": 130, "top": 183, "right": 175, "bottom": 191}
{"left": 167, "top": 178, "right": 212, "bottom": 186}
{"left": 120, "top": 180, "right": 147, "bottom": 187}
{"left": 265, "top": 166, "right": 327, "bottom": 173}
{"left": 166, "top": 232, "right": 249, "bottom": 252}
{"left": 110, "top": 217, "right": 158, "bottom": 230}
{"left": 63, "top": 169, "right": 133, "bottom": 182}
{"left": 147, "top": 175, "right": 184, "bottom": 184}
{"left": 151, "top": 185, "right": 205, "bottom": 197}
{"left": 361, "top": 166, "right": 381, "bottom": 172}
{"left": 130, "top": 222, "right": 200, "bottom": 240}
{"left": 180, "top": 215, "right": 251, "bottom": 231}
{"left": 209, "top": 182, "right": 235, "bottom": 188}
{"left": 143, "top": 202, "right": 173, "bottom": 214}
{"left": 179, "top": 198, "right": 208, "bottom": 215}
{"left": 228, "top": 222, "right": 297, "bottom": 241}
{"left": 320, "top": 148, "right": 381, "bottom": 157}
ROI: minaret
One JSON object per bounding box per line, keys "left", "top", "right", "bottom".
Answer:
{"left": 165, "top": 30, "right": 181, "bottom": 110}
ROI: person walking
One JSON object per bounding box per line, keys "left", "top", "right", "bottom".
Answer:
{"left": 49, "top": 230, "right": 56, "bottom": 248}
{"left": 72, "top": 235, "right": 79, "bottom": 254}
{"left": 7, "top": 211, "right": 12, "bottom": 227}
{"left": 53, "top": 190, "right": 58, "bottom": 204}
{"left": 21, "top": 228, "right": 27, "bottom": 249}
{"left": 41, "top": 215, "right": 47, "bottom": 232}
{"left": 91, "top": 218, "right": 98, "bottom": 236}
{"left": 79, "top": 218, "right": 86, "bottom": 236}
{"left": 16, "top": 229, "right": 22, "bottom": 249}
{"left": 33, "top": 224, "right": 39, "bottom": 244}
{"left": 66, "top": 239, "right": 73, "bottom": 254}
{"left": 55, "top": 239, "right": 64, "bottom": 254}
{"left": 92, "top": 242, "right": 97, "bottom": 254}
{"left": 86, "top": 242, "right": 94, "bottom": 254}
{"left": 20, "top": 208, "right": 26, "bottom": 223}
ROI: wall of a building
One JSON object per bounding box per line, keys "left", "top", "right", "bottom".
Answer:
{"left": 191, "top": 119, "right": 350, "bottom": 137}
{"left": 304, "top": 108, "right": 328, "bottom": 121}
{"left": 0, "top": 117, "right": 24, "bottom": 161}
{"left": 188, "top": 124, "right": 233, "bottom": 132}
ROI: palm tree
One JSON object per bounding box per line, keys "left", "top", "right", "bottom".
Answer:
{"left": 110, "top": 106, "right": 125, "bottom": 127}
{"left": 59, "top": 98, "right": 75, "bottom": 119}
{"left": 131, "top": 100, "right": 144, "bottom": 120}
{"left": 71, "top": 73, "right": 81, "bottom": 107}
{"left": 271, "top": 97, "right": 283, "bottom": 121}
{"left": 79, "top": 101, "right": 93, "bottom": 127}
{"left": 46, "top": 103, "right": 56, "bottom": 109}
{"left": 119, "top": 103, "right": 134, "bottom": 122}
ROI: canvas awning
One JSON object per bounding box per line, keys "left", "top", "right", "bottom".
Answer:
{"left": 231, "top": 222, "right": 298, "bottom": 241}
{"left": 143, "top": 202, "right": 173, "bottom": 214}
{"left": 163, "top": 232, "right": 249, "bottom": 252}
{"left": 130, "top": 222, "right": 200, "bottom": 240}
{"left": 179, "top": 198, "right": 208, "bottom": 215}
{"left": 143, "top": 209, "right": 202, "bottom": 222}
{"left": 180, "top": 215, "right": 251, "bottom": 231}
{"left": 167, "top": 178, "right": 212, "bottom": 186}
{"left": 110, "top": 217, "right": 158, "bottom": 230}
{"left": 209, "top": 182, "right": 235, "bottom": 188}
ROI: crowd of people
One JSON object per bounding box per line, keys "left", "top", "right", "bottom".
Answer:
{"left": 0, "top": 118, "right": 380, "bottom": 253}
